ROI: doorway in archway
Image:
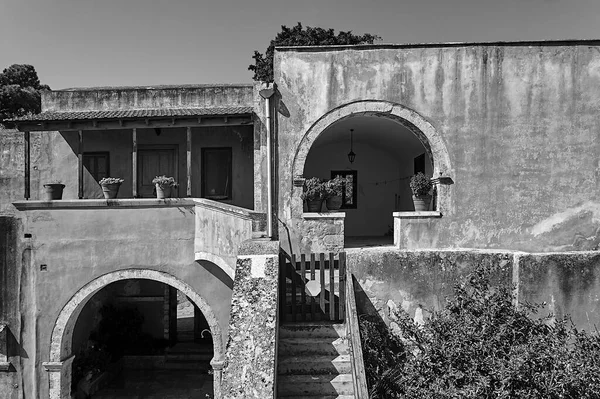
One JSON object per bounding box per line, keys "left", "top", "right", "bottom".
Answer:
{"left": 70, "top": 279, "right": 214, "bottom": 398}
{"left": 304, "top": 115, "right": 432, "bottom": 248}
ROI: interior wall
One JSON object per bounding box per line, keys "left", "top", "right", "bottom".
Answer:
{"left": 66, "top": 125, "right": 254, "bottom": 209}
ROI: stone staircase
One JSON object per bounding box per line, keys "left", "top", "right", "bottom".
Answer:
{"left": 164, "top": 342, "right": 213, "bottom": 372}
{"left": 277, "top": 322, "right": 354, "bottom": 398}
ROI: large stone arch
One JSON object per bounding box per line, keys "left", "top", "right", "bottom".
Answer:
{"left": 292, "top": 100, "right": 452, "bottom": 181}
{"left": 44, "top": 268, "right": 224, "bottom": 399}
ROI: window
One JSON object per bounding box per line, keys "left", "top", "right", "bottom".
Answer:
{"left": 83, "top": 152, "right": 110, "bottom": 182}
{"left": 331, "top": 170, "right": 357, "bottom": 209}
{"left": 202, "top": 148, "right": 232, "bottom": 200}
{"left": 414, "top": 153, "right": 426, "bottom": 175}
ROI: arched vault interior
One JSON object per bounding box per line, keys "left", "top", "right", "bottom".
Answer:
{"left": 304, "top": 115, "right": 432, "bottom": 237}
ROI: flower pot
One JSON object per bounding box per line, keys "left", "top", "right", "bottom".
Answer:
{"left": 43, "top": 184, "right": 65, "bottom": 201}
{"left": 156, "top": 184, "right": 171, "bottom": 199}
{"left": 326, "top": 195, "right": 343, "bottom": 211}
{"left": 101, "top": 183, "right": 121, "bottom": 199}
{"left": 306, "top": 199, "right": 323, "bottom": 212}
{"left": 412, "top": 195, "right": 432, "bottom": 211}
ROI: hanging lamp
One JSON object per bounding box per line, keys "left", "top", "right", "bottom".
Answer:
{"left": 347, "top": 128, "right": 356, "bottom": 164}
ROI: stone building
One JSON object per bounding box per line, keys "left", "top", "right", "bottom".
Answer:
{"left": 1, "top": 40, "right": 600, "bottom": 398}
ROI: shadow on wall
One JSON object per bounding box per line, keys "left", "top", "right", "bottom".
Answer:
{"left": 197, "top": 260, "right": 234, "bottom": 290}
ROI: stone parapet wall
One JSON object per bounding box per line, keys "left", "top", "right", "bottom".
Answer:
{"left": 222, "top": 240, "right": 279, "bottom": 399}
{"left": 348, "top": 248, "right": 600, "bottom": 333}
{"left": 296, "top": 212, "right": 345, "bottom": 254}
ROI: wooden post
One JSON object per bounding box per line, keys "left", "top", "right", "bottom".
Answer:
{"left": 78, "top": 130, "right": 83, "bottom": 199}
{"left": 24, "top": 131, "right": 30, "bottom": 200}
{"left": 132, "top": 128, "right": 137, "bottom": 198}
{"left": 187, "top": 127, "right": 192, "bottom": 197}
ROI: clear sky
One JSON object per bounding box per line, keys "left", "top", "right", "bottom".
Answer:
{"left": 1, "top": 0, "right": 599, "bottom": 89}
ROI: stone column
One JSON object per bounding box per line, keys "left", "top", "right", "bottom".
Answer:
{"left": 43, "top": 355, "right": 75, "bottom": 399}
{"left": 211, "top": 358, "right": 225, "bottom": 399}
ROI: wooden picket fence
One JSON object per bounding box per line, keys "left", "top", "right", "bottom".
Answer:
{"left": 279, "top": 252, "right": 346, "bottom": 323}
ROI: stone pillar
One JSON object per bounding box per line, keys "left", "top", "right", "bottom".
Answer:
{"left": 393, "top": 211, "right": 442, "bottom": 249}
{"left": 211, "top": 358, "right": 225, "bottom": 399}
{"left": 221, "top": 240, "right": 279, "bottom": 399}
{"left": 0, "top": 324, "right": 10, "bottom": 371}
{"left": 43, "top": 355, "right": 75, "bottom": 399}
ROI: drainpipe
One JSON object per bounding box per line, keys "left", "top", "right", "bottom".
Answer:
{"left": 259, "top": 86, "right": 275, "bottom": 238}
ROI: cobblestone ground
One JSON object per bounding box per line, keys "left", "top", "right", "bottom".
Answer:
{"left": 93, "top": 369, "right": 214, "bottom": 398}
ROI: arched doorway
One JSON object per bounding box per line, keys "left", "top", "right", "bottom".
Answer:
{"left": 291, "top": 100, "right": 452, "bottom": 248}
{"left": 45, "top": 269, "right": 224, "bottom": 399}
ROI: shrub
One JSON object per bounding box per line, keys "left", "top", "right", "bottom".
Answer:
{"left": 152, "top": 175, "right": 177, "bottom": 188}
{"left": 409, "top": 172, "right": 432, "bottom": 197}
{"left": 324, "top": 175, "right": 346, "bottom": 198}
{"left": 301, "top": 177, "right": 326, "bottom": 201}
{"left": 368, "top": 267, "right": 600, "bottom": 399}
{"left": 98, "top": 177, "right": 124, "bottom": 185}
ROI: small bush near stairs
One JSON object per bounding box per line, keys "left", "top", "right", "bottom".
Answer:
{"left": 362, "top": 266, "right": 600, "bottom": 399}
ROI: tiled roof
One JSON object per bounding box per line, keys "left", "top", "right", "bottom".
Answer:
{"left": 10, "top": 106, "right": 254, "bottom": 122}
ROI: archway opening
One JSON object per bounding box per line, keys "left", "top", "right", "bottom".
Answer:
{"left": 303, "top": 114, "right": 433, "bottom": 247}
{"left": 68, "top": 278, "right": 214, "bottom": 399}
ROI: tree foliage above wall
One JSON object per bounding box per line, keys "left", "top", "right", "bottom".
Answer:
{"left": 0, "top": 64, "right": 49, "bottom": 126}
{"left": 249, "top": 22, "right": 381, "bottom": 83}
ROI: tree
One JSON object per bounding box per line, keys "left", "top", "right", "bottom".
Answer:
{"left": 0, "top": 64, "right": 50, "bottom": 125}
{"left": 249, "top": 23, "right": 381, "bottom": 83}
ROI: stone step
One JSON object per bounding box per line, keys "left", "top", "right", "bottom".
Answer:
{"left": 278, "top": 396, "right": 354, "bottom": 399}
{"left": 278, "top": 337, "right": 348, "bottom": 357}
{"left": 279, "top": 323, "right": 345, "bottom": 339}
{"left": 278, "top": 355, "right": 351, "bottom": 375}
{"left": 163, "top": 359, "right": 210, "bottom": 371}
{"left": 165, "top": 352, "right": 212, "bottom": 361}
{"left": 166, "top": 343, "right": 212, "bottom": 354}
{"left": 277, "top": 374, "right": 354, "bottom": 396}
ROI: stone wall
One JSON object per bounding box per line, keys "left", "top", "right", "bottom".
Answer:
{"left": 274, "top": 43, "right": 600, "bottom": 253}
{"left": 222, "top": 240, "right": 279, "bottom": 399}
{"left": 347, "top": 247, "right": 600, "bottom": 332}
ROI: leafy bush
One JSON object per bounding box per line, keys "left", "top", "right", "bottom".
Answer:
{"left": 301, "top": 177, "right": 326, "bottom": 201}
{"left": 324, "top": 175, "right": 346, "bottom": 198}
{"left": 71, "top": 346, "right": 111, "bottom": 391}
{"left": 368, "top": 267, "right": 600, "bottom": 399}
{"left": 98, "top": 177, "right": 124, "bottom": 185}
{"left": 409, "top": 172, "right": 432, "bottom": 196}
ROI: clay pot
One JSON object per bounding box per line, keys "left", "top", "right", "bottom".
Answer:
{"left": 101, "top": 183, "right": 121, "bottom": 199}
{"left": 43, "top": 184, "right": 65, "bottom": 201}
{"left": 306, "top": 199, "right": 323, "bottom": 212}
{"left": 326, "top": 195, "right": 343, "bottom": 211}
{"left": 412, "top": 195, "right": 432, "bottom": 211}
{"left": 156, "top": 184, "right": 172, "bottom": 199}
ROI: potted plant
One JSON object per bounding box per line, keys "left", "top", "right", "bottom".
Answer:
{"left": 409, "top": 172, "right": 433, "bottom": 211}
{"left": 98, "top": 177, "right": 124, "bottom": 199}
{"left": 301, "top": 177, "right": 326, "bottom": 212}
{"left": 152, "top": 175, "right": 177, "bottom": 199}
{"left": 324, "top": 175, "right": 345, "bottom": 211}
{"left": 43, "top": 181, "right": 65, "bottom": 201}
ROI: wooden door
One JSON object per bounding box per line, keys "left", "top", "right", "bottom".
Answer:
{"left": 137, "top": 147, "right": 178, "bottom": 197}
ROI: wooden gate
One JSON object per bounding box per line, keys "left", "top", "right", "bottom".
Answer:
{"left": 279, "top": 252, "right": 346, "bottom": 323}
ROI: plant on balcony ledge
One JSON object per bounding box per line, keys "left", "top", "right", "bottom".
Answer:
{"left": 301, "top": 177, "right": 326, "bottom": 212}
{"left": 43, "top": 181, "right": 65, "bottom": 201}
{"left": 152, "top": 175, "right": 178, "bottom": 199}
{"left": 409, "top": 172, "right": 433, "bottom": 211}
{"left": 324, "top": 175, "right": 345, "bottom": 211}
{"left": 99, "top": 177, "right": 124, "bottom": 199}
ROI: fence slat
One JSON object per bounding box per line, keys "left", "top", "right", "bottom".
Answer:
{"left": 329, "top": 252, "right": 336, "bottom": 321}
{"left": 310, "top": 253, "right": 316, "bottom": 320}
{"left": 319, "top": 253, "right": 326, "bottom": 318}
{"left": 300, "top": 254, "right": 306, "bottom": 322}
{"left": 291, "top": 254, "right": 297, "bottom": 322}
{"left": 339, "top": 252, "right": 346, "bottom": 321}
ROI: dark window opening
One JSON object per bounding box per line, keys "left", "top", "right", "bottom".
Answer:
{"left": 414, "top": 153, "right": 425, "bottom": 175}
{"left": 331, "top": 170, "right": 357, "bottom": 209}
{"left": 83, "top": 152, "right": 110, "bottom": 182}
{"left": 202, "top": 148, "right": 232, "bottom": 200}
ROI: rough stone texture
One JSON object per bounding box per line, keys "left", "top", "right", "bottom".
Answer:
{"left": 519, "top": 252, "right": 600, "bottom": 328}
{"left": 274, "top": 44, "right": 600, "bottom": 253}
{"left": 222, "top": 242, "right": 279, "bottom": 399}
{"left": 297, "top": 214, "right": 345, "bottom": 254}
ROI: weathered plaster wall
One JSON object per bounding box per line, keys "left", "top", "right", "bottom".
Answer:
{"left": 347, "top": 247, "right": 600, "bottom": 334}
{"left": 15, "top": 205, "right": 232, "bottom": 399}
{"left": 275, "top": 44, "right": 600, "bottom": 252}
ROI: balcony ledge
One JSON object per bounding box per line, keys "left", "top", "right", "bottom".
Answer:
{"left": 302, "top": 212, "right": 346, "bottom": 219}
{"left": 13, "top": 198, "right": 197, "bottom": 211}
{"left": 393, "top": 211, "right": 442, "bottom": 219}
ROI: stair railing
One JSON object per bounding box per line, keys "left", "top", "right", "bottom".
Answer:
{"left": 345, "top": 264, "right": 369, "bottom": 398}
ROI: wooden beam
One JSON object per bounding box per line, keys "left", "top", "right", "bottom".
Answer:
{"left": 132, "top": 128, "right": 137, "bottom": 198}
{"left": 187, "top": 127, "right": 192, "bottom": 197}
{"left": 24, "top": 131, "right": 30, "bottom": 200}
{"left": 78, "top": 130, "right": 83, "bottom": 199}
